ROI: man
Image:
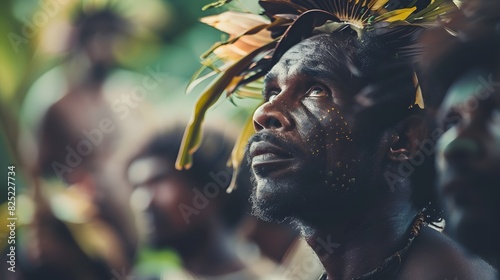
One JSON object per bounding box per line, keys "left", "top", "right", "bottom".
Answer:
{"left": 179, "top": 1, "right": 497, "bottom": 279}
{"left": 127, "top": 125, "right": 280, "bottom": 279}
{"left": 7, "top": 9, "right": 139, "bottom": 280}
{"left": 247, "top": 30, "right": 496, "bottom": 279}
{"left": 420, "top": 0, "right": 500, "bottom": 269}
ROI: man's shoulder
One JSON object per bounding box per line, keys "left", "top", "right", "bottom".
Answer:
{"left": 398, "top": 226, "right": 497, "bottom": 279}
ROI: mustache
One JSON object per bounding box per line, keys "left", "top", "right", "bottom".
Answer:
{"left": 245, "top": 131, "right": 299, "bottom": 162}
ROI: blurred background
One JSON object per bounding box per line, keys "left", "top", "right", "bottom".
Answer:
{"left": 0, "top": 0, "right": 262, "bottom": 190}
{"left": 0, "top": 1, "right": 315, "bottom": 279}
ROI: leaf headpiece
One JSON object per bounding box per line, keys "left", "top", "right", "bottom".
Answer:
{"left": 176, "top": 0, "right": 456, "bottom": 192}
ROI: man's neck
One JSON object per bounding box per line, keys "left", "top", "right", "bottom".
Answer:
{"left": 300, "top": 191, "right": 418, "bottom": 280}
{"left": 175, "top": 224, "right": 246, "bottom": 277}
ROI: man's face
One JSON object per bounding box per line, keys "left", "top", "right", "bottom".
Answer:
{"left": 247, "top": 35, "right": 376, "bottom": 223}
{"left": 435, "top": 68, "right": 500, "bottom": 253}
{"left": 128, "top": 157, "right": 214, "bottom": 247}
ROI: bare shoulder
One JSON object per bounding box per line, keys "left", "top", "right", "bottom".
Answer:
{"left": 398, "top": 226, "right": 497, "bottom": 280}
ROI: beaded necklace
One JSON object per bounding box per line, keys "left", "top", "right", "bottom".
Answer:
{"left": 319, "top": 212, "right": 425, "bottom": 280}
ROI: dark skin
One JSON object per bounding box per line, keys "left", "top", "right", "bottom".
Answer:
{"left": 247, "top": 34, "right": 496, "bottom": 279}
{"left": 436, "top": 67, "right": 500, "bottom": 268}
{"left": 128, "top": 156, "right": 246, "bottom": 276}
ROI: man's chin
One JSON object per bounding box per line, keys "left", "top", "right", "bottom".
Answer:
{"left": 251, "top": 199, "right": 289, "bottom": 223}
{"left": 250, "top": 180, "right": 297, "bottom": 223}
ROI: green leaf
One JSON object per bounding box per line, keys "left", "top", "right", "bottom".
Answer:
{"left": 234, "top": 83, "right": 266, "bottom": 99}
{"left": 406, "top": 0, "right": 456, "bottom": 22}
{"left": 226, "top": 109, "right": 259, "bottom": 193}
{"left": 186, "top": 64, "right": 218, "bottom": 94}
{"left": 202, "top": 0, "right": 234, "bottom": 11}
{"left": 175, "top": 40, "right": 276, "bottom": 170}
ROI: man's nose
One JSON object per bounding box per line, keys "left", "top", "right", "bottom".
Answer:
{"left": 253, "top": 97, "right": 293, "bottom": 132}
{"left": 443, "top": 106, "right": 488, "bottom": 162}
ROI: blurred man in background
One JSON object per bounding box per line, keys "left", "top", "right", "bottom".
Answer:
{"left": 127, "top": 125, "right": 283, "bottom": 280}
{"left": 420, "top": 0, "right": 500, "bottom": 270}
{"left": 7, "top": 8, "right": 141, "bottom": 280}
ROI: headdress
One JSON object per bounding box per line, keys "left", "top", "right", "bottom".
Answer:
{"left": 176, "top": 0, "right": 456, "bottom": 191}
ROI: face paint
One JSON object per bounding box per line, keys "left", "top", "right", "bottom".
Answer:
{"left": 248, "top": 35, "right": 378, "bottom": 222}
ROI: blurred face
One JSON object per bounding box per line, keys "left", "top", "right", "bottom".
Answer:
{"left": 247, "top": 35, "right": 377, "bottom": 223}
{"left": 128, "top": 157, "right": 214, "bottom": 247}
{"left": 435, "top": 68, "right": 500, "bottom": 255}
{"left": 82, "top": 20, "right": 126, "bottom": 67}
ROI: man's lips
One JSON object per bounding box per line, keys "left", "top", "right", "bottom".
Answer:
{"left": 249, "top": 141, "right": 294, "bottom": 169}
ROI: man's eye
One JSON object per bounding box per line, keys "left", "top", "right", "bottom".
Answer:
{"left": 265, "top": 90, "right": 280, "bottom": 101}
{"left": 306, "top": 86, "right": 328, "bottom": 97}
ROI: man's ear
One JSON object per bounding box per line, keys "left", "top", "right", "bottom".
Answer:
{"left": 387, "top": 114, "right": 429, "bottom": 162}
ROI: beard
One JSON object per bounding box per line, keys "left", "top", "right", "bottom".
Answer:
{"left": 249, "top": 155, "right": 380, "bottom": 227}
{"left": 250, "top": 173, "right": 303, "bottom": 223}
{"left": 246, "top": 129, "right": 380, "bottom": 227}
{"left": 248, "top": 168, "right": 368, "bottom": 226}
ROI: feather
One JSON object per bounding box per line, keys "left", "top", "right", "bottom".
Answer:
{"left": 413, "top": 72, "right": 425, "bottom": 109}
{"left": 375, "top": 7, "right": 417, "bottom": 22}
{"left": 371, "top": 0, "right": 390, "bottom": 11}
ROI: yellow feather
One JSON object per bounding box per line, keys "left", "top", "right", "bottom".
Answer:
{"left": 413, "top": 72, "right": 425, "bottom": 109}
{"left": 371, "top": 0, "right": 389, "bottom": 10}
{"left": 375, "top": 7, "right": 417, "bottom": 22}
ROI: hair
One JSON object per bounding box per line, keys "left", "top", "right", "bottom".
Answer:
{"left": 73, "top": 9, "right": 128, "bottom": 47}
{"left": 129, "top": 125, "right": 251, "bottom": 229}
{"left": 295, "top": 27, "right": 426, "bottom": 138}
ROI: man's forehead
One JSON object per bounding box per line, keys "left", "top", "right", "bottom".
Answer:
{"left": 128, "top": 156, "right": 171, "bottom": 186}
{"left": 441, "top": 67, "right": 494, "bottom": 111}
{"left": 266, "top": 42, "right": 336, "bottom": 82}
